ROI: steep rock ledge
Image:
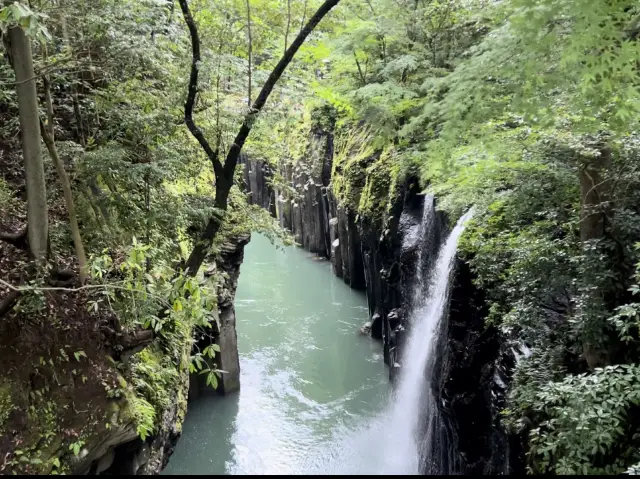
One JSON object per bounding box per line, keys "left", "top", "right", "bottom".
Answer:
{"left": 428, "top": 259, "right": 522, "bottom": 475}
{"left": 212, "top": 235, "right": 250, "bottom": 394}
{"left": 194, "top": 234, "right": 250, "bottom": 397}
{"left": 72, "top": 237, "right": 249, "bottom": 475}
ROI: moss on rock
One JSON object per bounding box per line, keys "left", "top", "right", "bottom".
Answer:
{"left": 358, "top": 147, "right": 402, "bottom": 222}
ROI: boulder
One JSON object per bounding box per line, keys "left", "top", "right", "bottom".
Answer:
{"left": 359, "top": 321, "right": 372, "bottom": 336}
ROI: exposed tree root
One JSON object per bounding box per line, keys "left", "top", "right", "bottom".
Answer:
{"left": 0, "top": 229, "right": 27, "bottom": 249}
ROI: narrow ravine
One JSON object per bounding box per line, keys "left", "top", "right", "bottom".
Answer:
{"left": 164, "top": 209, "right": 473, "bottom": 475}
{"left": 294, "top": 209, "right": 474, "bottom": 476}
{"left": 3, "top": 1, "right": 639, "bottom": 475}
{"left": 163, "top": 234, "right": 390, "bottom": 475}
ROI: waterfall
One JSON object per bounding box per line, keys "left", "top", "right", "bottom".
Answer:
{"left": 385, "top": 207, "right": 474, "bottom": 474}
{"left": 308, "top": 207, "right": 473, "bottom": 476}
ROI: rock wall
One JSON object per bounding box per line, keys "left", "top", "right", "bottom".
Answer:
{"left": 242, "top": 133, "right": 521, "bottom": 474}
{"left": 199, "top": 234, "right": 250, "bottom": 395}
{"left": 428, "top": 259, "right": 521, "bottom": 475}
{"left": 74, "top": 347, "right": 191, "bottom": 475}
{"left": 243, "top": 140, "right": 434, "bottom": 374}
{"left": 242, "top": 141, "right": 416, "bottom": 360}
{"left": 243, "top": 127, "right": 366, "bottom": 290}
{"left": 238, "top": 153, "right": 276, "bottom": 216}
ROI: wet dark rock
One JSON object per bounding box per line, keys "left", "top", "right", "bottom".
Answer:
{"left": 370, "top": 313, "right": 382, "bottom": 339}
{"left": 427, "top": 259, "right": 520, "bottom": 475}
{"left": 95, "top": 447, "right": 115, "bottom": 474}
{"left": 330, "top": 238, "right": 342, "bottom": 278}
{"left": 359, "top": 321, "right": 372, "bottom": 335}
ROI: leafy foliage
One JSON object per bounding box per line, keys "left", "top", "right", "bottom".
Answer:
{"left": 526, "top": 364, "right": 640, "bottom": 475}
{"left": 0, "top": 0, "right": 305, "bottom": 469}
{"left": 2, "top": 0, "right": 640, "bottom": 474}
{"left": 0, "top": 1, "right": 51, "bottom": 40}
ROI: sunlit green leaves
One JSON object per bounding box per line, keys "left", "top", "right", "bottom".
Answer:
{"left": 435, "top": 0, "right": 640, "bottom": 139}
{"left": 0, "top": 1, "right": 51, "bottom": 41}
{"left": 527, "top": 364, "right": 640, "bottom": 474}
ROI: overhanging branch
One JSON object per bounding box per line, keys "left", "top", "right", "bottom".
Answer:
{"left": 179, "top": 0, "right": 342, "bottom": 277}
{"left": 178, "top": 0, "right": 224, "bottom": 177}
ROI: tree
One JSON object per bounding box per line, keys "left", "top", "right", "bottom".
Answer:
{"left": 245, "top": 0, "right": 252, "bottom": 107}
{"left": 3, "top": 3, "right": 48, "bottom": 262}
{"left": 284, "top": 0, "right": 291, "bottom": 54}
{"left": 177, "top": 0, "right": 342, "bottom": 277}
{"left": 40, "top": 71, "right": 88, "bottom": 283}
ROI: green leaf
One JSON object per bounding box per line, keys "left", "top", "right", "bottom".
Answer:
{"left": 74, "top": 350, "right": 87, "bottom": 362}
{"left": 173, "top": 299, "right": 183, "bottom": 312}
{"left": 206, "top": 371, "right": 218, "bottom": 389}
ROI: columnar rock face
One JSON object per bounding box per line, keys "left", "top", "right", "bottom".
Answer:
{"left": 242, "top": 136, "right": 438, "bottom": 371}
{"left": 280, "top": 127, "right": 334, "bottom": 258}
{"left": 213, "top": 234, "right": 251, "bottom": 393}
{"left": 243, "top": 127, "right": 367, "bottom": 290}
{"left": 238, "top": 153, "right": 276, "bottom": 216}
{"left": 196, "top": 234, "right": 251, "bottom": 396}
{"left": 359, "top": 179, "right": 440, "bottom": 370}
{"left": 242, "top": 133, "right": 520, "bottom": 474}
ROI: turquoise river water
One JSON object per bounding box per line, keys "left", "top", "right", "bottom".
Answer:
{"left": 163, "top": 234, "right": 391, "bottom": 475}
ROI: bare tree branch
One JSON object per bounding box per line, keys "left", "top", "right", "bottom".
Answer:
{"left": 179, "top": 0, "right": 342, "bottom": 277}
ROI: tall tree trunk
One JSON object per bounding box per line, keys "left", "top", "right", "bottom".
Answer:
{"left": 579, "top": 145, "right": 612, "bottom": 369}
{"left": 178, "top": 0, "right": 342, "bottom": 277}
{"left": 9, "top": 25, "right": 48, "bottom": 262}
{"left": 246, "top": 0, "right": 253, "bottom": 107}
{"left": 353, "top": 51, "right": 366, "bottom": 85}
{"left": 580, "top": 147, "right": 611, "bottom": 243}
{"left": 299, "top": 0, "right": 308, "bottom": 35}
{"left": 40, "top": 70, "right": 88, "bottom": 282}
{"left": 60, "top": 15, "right": 86, "bottom": 146}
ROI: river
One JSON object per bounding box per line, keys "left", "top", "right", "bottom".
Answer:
{"left": 163, "top": 233, "right": 391, "bottom": 475}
